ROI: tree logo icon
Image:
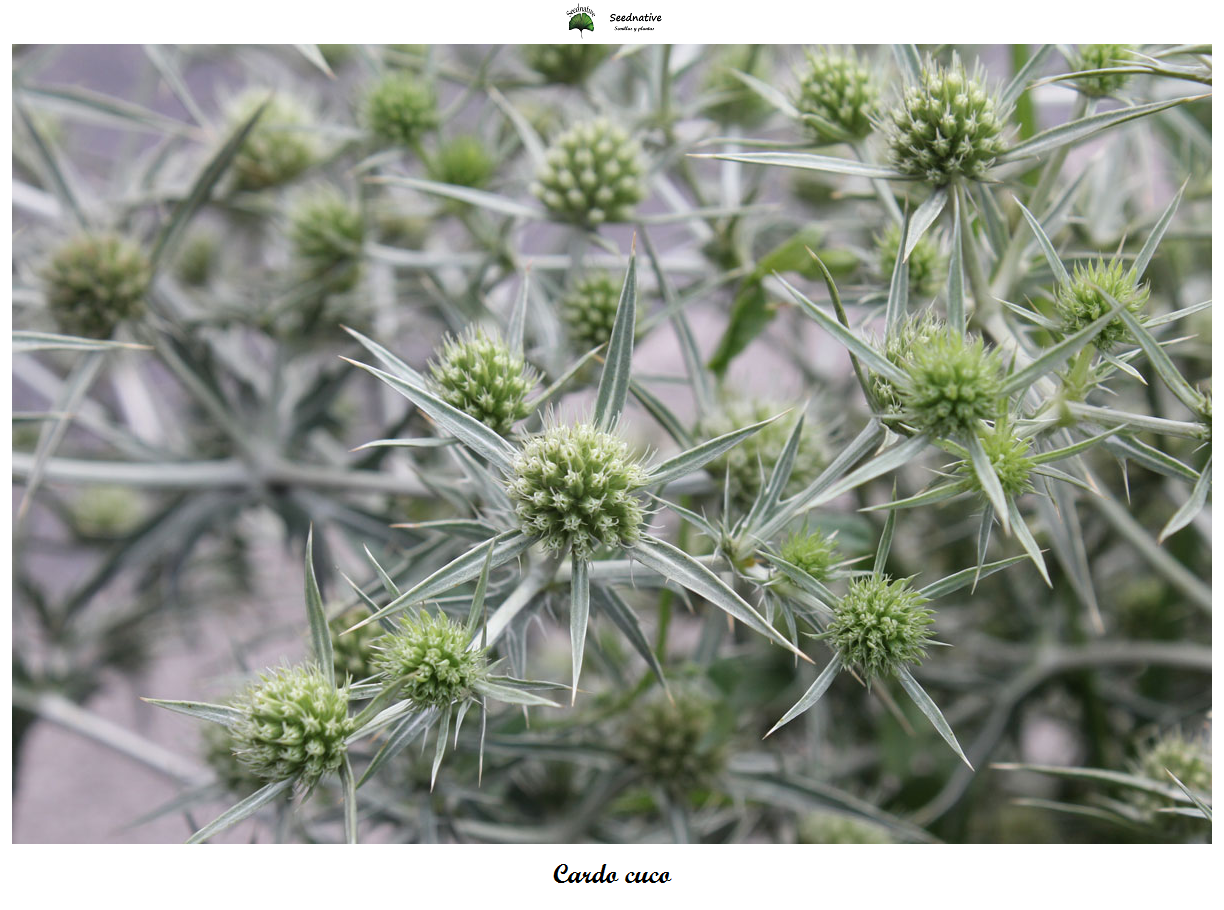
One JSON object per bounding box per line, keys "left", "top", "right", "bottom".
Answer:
{"left": 567, "top": 6, "right": 595, "bottom": 36}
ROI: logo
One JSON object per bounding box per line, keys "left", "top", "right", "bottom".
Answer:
{"left": 567, "top": 6, "right": 595, "bottom": 36}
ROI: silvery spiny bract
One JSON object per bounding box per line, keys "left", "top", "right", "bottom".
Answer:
{"left": 427, "top": 328, "right": 537, "bottom": 435}
{"left": 795, "top": 47, "right": 878, "bottom": 143}
{"left": 531, "top": 118, "right": 645, "bottom": 226}
{"left": 42, "top": 233, "right": 150, "bottom": 339}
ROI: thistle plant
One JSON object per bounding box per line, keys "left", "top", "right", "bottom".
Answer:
{"left": 12, "top": 44, "right": 1211, "bottom": 849}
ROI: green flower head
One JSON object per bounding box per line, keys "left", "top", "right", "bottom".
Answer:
{"left": 798, "top": 810, "right": 893, "bottom": 844}
{"left": 560, "top": 272, "right": 625, "bottom": 350}
{"left": 229, "top": 664, "right": 355, "bottom": 787}
{"left": 507, "top": 422, "right": 650, "bottom": 558}
{"left": 288, "top": 188, "right": 365, "bottom": 293}
{"left": 779, "top": 528, "right": 839, "bottom": 582}
{"left": 897, "top": 326, "right": 1004, "bottom": 437}
{"left": 1129, "top": 730, "right": 1212, "bottom": 837}
{"left": 826, "top": 575, "right": 934, "bottom": 681}
{"left": 521, "top": 43, "right": 611, "bottom": 85}
{"left": 364, "top": 73, "right": 439, "bottom": 147}
{"left": 531, "top": 118, "right": 645, "bottom": 227}
{"left": 887, "top": 54, "right": 1008, "bottom": 185}
{"left": 620, "top": 693, "right": 727, "bottom": 793}
{"left": 374, "top": 611, "right": 487, "bottom": 708}
{"left": 699, "top": 398, "right": 828, "bottom": 504}
{"left": 43, "top": 233, "right": 150, "bottom": 339}
{"left": 875, "top": 222, "right": 947, "bottom": 300}
{"left": 1071, "top": 44, "right": 1136, "bottom": 97}
{"left": 228, "top": 92, "right": 319, "bottom": 191}
{"left": 176, "top": 232, "right": 219, "bottom": 288}
{"left": 795, "top": 47, "right": 879, "bottom": 143}
{"left": 1054, "top": 257, "right": 1150, "bottom": 351}
{"left": 428, "top": 328, "right": 537, "bottom": 436}
{"left": 427, "top": 135, "right": 496, "bottom": 189}
{"left": 955, "top": 419, "right": 1035, "bottom": 499}
{"left": 330, "top": 607, "right": 386, "bottom": 684}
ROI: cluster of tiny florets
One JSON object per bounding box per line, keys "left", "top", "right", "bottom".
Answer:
{"left": 779, "top": 528, "right": 839, "bottom": 582}
{"left": 428, "top": 328, "right": 536, "bottom": 436}
{"left": 875, "top": 222, "right": 947, "bottom": 300}
{"left": 897, "top": 327, "right": 1005, "bottom": 437}
{"left": 228, "top": 92, "right": 319, "bottom": 191}
{"left": 560, "top": 273, "right": 624, "bottom": 350}
{"left": 43, "top": 233, "right": 151, "bottom": 339}
{"left": 798, "top": 810, "right": 893, "bottom": 844}
{"left": 826, "top": 575, "right": 934, "bottom": 681}
{"left": 619, "top": 694, "right": 726, "bottom": 793}
{"left": 229, "top": 665, "right": 354, "bottom": 787}
{"left": 289, "top": 189, "right": 365, "bottom": 293}
{"left": 427, "top": 135, "right": 496, "bottom": 189}
{"left": 531, "top": 119, "right": 645, "bottom": 226}
{"left": 887, "top": 55, "right": 1007, "bottom": 185}
{"left": 794, "top": 47, "right": 878, "bottom": 143}
{"left": 521, "top": 44, "right": 611, "bottom": 85}
{"left": 1129, "top": 730, "right": 1212, "bottom": 837}
{"left": 70, "top": 485, "right": 145, "bottom": 538}
{"left": 201, "top": 721, "right": 263, "bottom": 796}
{"left": 507, "top": 423, "right": 649, "bottom": 558}
{"left": 1054, "top": 258, "right": 1150, "bottom": 351}
{"left": 364, "top": 73, "right": 439, "bottom": 148}
{"left": 1071, "top": 44, "right": 1136, "bottom": 98}
{"left": 330, "top": 607, "right": 385, "bottom": 683}
{"left": 873, "top": 311, "right": 946, "bottom": 420}
{"left": 955, "top": 419, "right": 1036, "bottom": 499}
{"left": 374, "top": 611, "right": 486, "bottom": 708}
{"left": 699, "top": 398, "right": 827, "bottom": 503}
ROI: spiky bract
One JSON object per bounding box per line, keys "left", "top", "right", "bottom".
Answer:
{"left": 43, "top": 233, "right": 150, "bottom": 339}
{"left": 531, "top": 119, "right": 645, "bottom": 226}
{"left": 364, "top": 73, "right": 439, "bottom": 148}
{"left": 428, "top": 328, "right": 536, "bottom": 435}
{"left": 897, "top": 327, "right": 1004, "bottom": 437}
{"left": 699, "top": 398, "right": 827, "bottom": 503}
{"left": 374, "top": 611, "right": 486, "bottom": 708}
{"left": 826, "top": 575, "right": 933, "bottom": 681}
{"left": 795, "top": 47, "right": 878, "bottom": 143}
{"left": 507, "top": 422, "right": 649, "bottom": 558}
{"left": 1054, "top": 258, "right": 1150, "bottom": 351}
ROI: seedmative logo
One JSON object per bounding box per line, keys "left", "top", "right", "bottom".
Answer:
{"left": 567, "top": 6, "right": 595, "bottom": 36}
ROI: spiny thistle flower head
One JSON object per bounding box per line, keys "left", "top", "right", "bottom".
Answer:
{"left": 887, "top": 54, "right": 1008, "bottom": 185}
{"left": 955, "top": 419, "right": 1035, "bottom": 498}
{"left": 1129, "top": 730, "right": 1212, "bottom": 836}
{"left": 507, "top": 422, "right": 650, "bottom": 558}
{"left": 798, "top": 810, "right": 893, "bottom": 844}
{"left": 875, "top": 222, "right": 947, "bottom": 300}
{"left": 619, "top": 693, "right": 726, "bottom": 793}
{"left": 1071, "top": 44, "right": 1136, "bottom": 97}
{"left": 427, "top": 328, "right": 537, "bottom": 436}
{"left": 699, "top": 398, "right": 828, "bottom": 503}
{"left": 531, "top": 118, "right": 645, "bottom": 227}
{"left": 704, "top": 45, "right": 773, "bottom": 126}
{"left": 826, "top": 575, "right": 934, "bottom": 681}
{"left": 426, "top": 135, "right": 496, "bottom": 189}
{"left": 1054, "top": 257, "right": 1150, "bottom": 351}
{"left": 794, "top": 47, "right": 879, "bottom": 143}
{"left": 288, "top": 188, "right": 365, "bottom": 292}
{"left": 71, "top": 485, "right": 145, "bottom": 538}
{"left": 42, "top": 233, "right": 150, "bottom": 339}
{"left": 873, "top": 310, "right": 946, "bottom": 417}
{"left": 228, "top": 92, "right": 319, "bottom": 191}
{"left": 364, "top": 73, "right": 439, "bottom": 147}
{"left": 201, "top": 720, "right": 263, "bottom": 796}
{"left": 176, "top": 232, "right": 219, "bottom": 288}
{"left": 374, "top": 611, "right": 487, "bottom": 708}
{"left": 897, "top": 327, "right": 1005, "bottom": 437}
{"left": 521, "top": 43, "right": 611, "bottom": 85}
{"left": 229, "top": 664, "right": 354, "bottom": 787}
{"left": 779, "top": 528, "right": 839, "bottom": 582}
{"left": 560, "top": 272, "right": 626, "bottom": 350}
{"left": 330, "top": 608, "right": 385, "bottom": 683}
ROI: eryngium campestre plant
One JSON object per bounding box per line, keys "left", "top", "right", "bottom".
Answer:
{"left": 42, "top": 233, "right": 150, "bottom": 338}
{"left": 953, "top": 420, "right": 1036, "bottom": 498}
{"left": 1054, "top": 257, "right": 1151, "bottom": 350}
{"left": 705, "top": 45, "right": 773, "bottom": 127}
{"left": 825, "top": 575, "right": 934, "bottom": 681}
{"left": 330, "top": 608, "right": 385, "bottom": 683}
{"left": 531, "top": 118, "right": 645, "bottom": 226}
{"left": 1071, "top": 44, "right": 1136, "bottom": 97}
{"left": 619, "top": 693, "right": 726, "bottom": 793}
{"left": 364, "top": 72, "right": 439, "bottom": 148}
{"left": 779, "top": 528, "right": 839, "bottom": 582}
{"left": 794, "top": 47, "right": 878, "bottom": 143}
{"left": 896, "top": 327, "right": 1004, "bottom": 437}
{"left": 229, "top": 664, "right": 355, "bottom": 787}
{"left": 427, "top": 328, "right": 536, "bottom": 435}
{"left": 507, "top": 422, "right": 649, "bottom": 557}
{"left": 521, "top": 43, "right": 610, "bottom": 85}
{"left": 560, "top": 272, "right": 622, "bottom": 349}
{"left": 228, "top": 92, "right": 318, "bottom": 191}
{"left": 699, "top": 398, "right": 827, "bottom": 501}
{"left": 289, "top": 189, "right": 365, "bottom": 292}
{"left": 875, "top": 222, "right": 946, "bottom": 299}
{"left": 426, "top": 135, "right": 496, "bottom": 189}
{"left": 887, "top": 54, "right": 1008, "bottom": 185}
{"left": 374, "top": 612, "right": 487, "bottom": 708}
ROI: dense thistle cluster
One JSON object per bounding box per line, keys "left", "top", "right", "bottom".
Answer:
{"left": 507, "top": 423, "right": 649, "bottom": 557}
{"left": 289, "top": 189, "right": 365, "bottom": 292}
{"left": 897, "top": 327, "right": 1004, "bottom": 437}
{"left": 229, "top": 93, "right": 318, "bottom": 191}
{"left": 229, "top": 665, "right": 355, "bottom": 787}
{"left": 619, "top": 694, "right": 726, "bottom": 793}
{"left": 70, "top": 486, "right": 144, "bottom": 538}
{"left": 955, "top": 420, "right": 1035, "bottom": 498}
{"left": 873, "top": 311, "right": 946, "bottom": 419}
{"left": 560, "top": 272, "right": 623, "bottom": 349}
{"left": 427, "top": 135, "right": 495, "bottom": 189}
{"left": 1054, "top": 258, "right": 1150, "bottom": 350}
{"left": 875, "top": 222, "right": 947, "bottom": 299}
{"left": 779, "top": 528, "right": 839, "bottom": 582}
{"left": 794, "top": 47, "right": 878, "bottom": 143}
{"left": 1130, "top": 731, "right": 1212, "bottom": 836}
{"left": 887, "top": 55, "right": 1008, "bottom": 185}
{"left": 43, "top": 233, "right": 150, "bottom": 339}
{"left": 364, "top": 73, "right": 439, "bottom": 148}
{"left": 798, "top": 811, "right": 892, "bottom": 844}
{"left": 705, "top": 45, "right": 772, "bottom": 126}
{"left": 330, "top": 608, "right": 385, "bottom": 683}
{"left": 201, "top": 721, "right": 262, "bottom": 796}
{"left": 427, "top": 329, "right": 536, "bottom": 435}
{"left": 1071, "top": 44, "right": 1136, "bottom": 97}
{"left": 826, "top": 575, "right": 934, "bottom": 681}
{"left": 531, "top": 119, "right": 645, "bottom": 226}
{"left": 374, "top": 612, "right": 487, "bottom": 708}
{"left": 700, "top": 399, "right": 827, "bottom": 502}
{"left": 521, "top": 44, "right": 611, "bottom": 85}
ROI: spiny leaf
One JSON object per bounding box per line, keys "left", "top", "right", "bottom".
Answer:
{"left": 896, "top": 667, "right": 972, "bottom": 769}
{"left": 766, "top": 655, "right": 842, "bottom": 737}
{"left": 593, "top": 252, "right": 637, "bottom": 430}
{"left": 304, "top": 526, "right": 334, "bottom": 687}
